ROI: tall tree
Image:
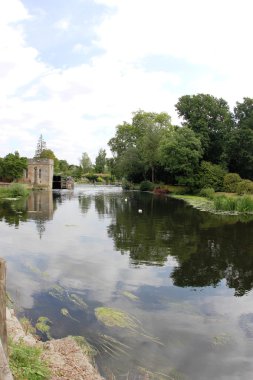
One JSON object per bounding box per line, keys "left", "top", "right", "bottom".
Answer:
{"left": 159, "top": 126, "right": 203, "bottom": 186}
{"left": 95, "top": 148, "right": 107, "bottom": 173}
{"left": 226, "top": 98, "right": 253, "bottom": 179}
{"left": 175, "top": 94, "right": 233, "bottom": 164}
{"left": 34, "top": 135, "right": 47, "bottom": 158}
{"left": 80, "top": 152, "right": 93, "bottom": 173}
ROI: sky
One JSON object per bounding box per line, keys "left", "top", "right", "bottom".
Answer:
{"left": 1, "top": 0, "right": 253, "bottom": 164}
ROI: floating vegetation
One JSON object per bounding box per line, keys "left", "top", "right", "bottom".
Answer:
{"left": 95, "top": 307, "right": 138, "bottom": 329}
{"left": 60, "top": 308, "right": 79, "bottom": 322}
{"left": 95, "top": 334, "right": 131, "bottom": 359}
{"left": 48, "top": 284, "right": 66, "bottom": 301}
{"left": 71, "top": 336, "right": 97, "bottom": 358}
{"left": 122, "top": 290, "right": 139, "bottom": 301}
{"left": 212, "top": 333, "right": 231, "bottom": 346}
{"left": 95, "top": 307, "right": 163, "bottom": 346}
{"left": 35, "top": 316, "right": 51, "bottom": 339}
{"left": 20, "top": 317, "right": 36, "bottom": 335}
{"left": 25, "top": 263, "right": 49, "bottom": 279}
{"left": 69, "top": 293, "right": 88, "bottom": 310}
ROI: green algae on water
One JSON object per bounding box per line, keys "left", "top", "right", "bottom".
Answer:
{"left": 48, "top": 284, "right": 66, "bottom": 301}
{"left": 60, "top": 308, "right": 79, "bottom": 322}
{"left": 36, "top": 316, "right": 51, "bottom": 339}
{"left": 95, "top": 307, "right": 138, "bottom": 329}
{"left": 122, "top": 290, "right": 139, "bottom": 301}
{"left": 69, "top": 294, "right": 88, "bottom": 310}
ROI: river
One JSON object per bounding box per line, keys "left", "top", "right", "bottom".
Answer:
{"left": 1, "top": 185, "right": 253, "bottom": 379}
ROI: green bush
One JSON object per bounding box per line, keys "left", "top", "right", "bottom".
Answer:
{"left": 236, "top": 180, "right": 253, "bottom": 195}
{"left": 139, "top": 181, "right": 155, "bottom": 192}
{"left": 96, "top": 176, "right": 103, "bottom": 183}
{"left": 199, "top": 187, "right": 215, "bottom": 199}
{"left": 8, "top": 183, "right": 29, "bottom": 197}
{"left": 122, "top": 179, "right": 133, "bottom": 190}
{"left": 198, "top": 161, "right": 226, "bottom": 191}
{"left": 9, "top": 339, "right": 50, "bottom": 380}
{"left": 223, "top": 173, "right": 241, "bottom": 192}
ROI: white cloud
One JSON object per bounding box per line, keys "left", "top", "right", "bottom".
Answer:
{"left": 0, "top": 0, "right": 253, "bottom": 163}
{"left": 54, "top": 18, "right": 70, "bottom": 31}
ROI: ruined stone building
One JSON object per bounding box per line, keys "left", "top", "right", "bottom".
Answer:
{"left": 23, "top": 158, "right": 54, "bottom": 189}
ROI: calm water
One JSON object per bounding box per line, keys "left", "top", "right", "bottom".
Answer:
{"left": 1, "top": 185, "right": 253, "bottom": 379}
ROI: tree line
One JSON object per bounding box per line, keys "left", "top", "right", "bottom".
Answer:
{"left": 107, "top": 94, "right": 253, "bottom": 190}
{"left": 1, "top": 94, "right": 253, "bottom": 187}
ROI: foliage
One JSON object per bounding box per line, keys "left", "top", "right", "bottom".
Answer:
{"left": 70, "top": 336, "right": 97, "bottom": 358}
{"left": 80, "top": 152, "right": 93, "bottom": 173}
{"left": 115, "top": 147, "right": 145, "bottom": 182}
{"left": 159, "top": 126, "right": 203, "bottom": 186}
{"left": 95, "top": 307, "right": 138, "bottom": 329}
{"left": 214, "top": 195, "right": 253, "bottom": 212}
{"left": 108, "top": 110, "right": 173, "bottom": 182}
{"left": 95, "top": 148, "right": 107, "bottom": 173}
{"left": 223, "top": 173, "right": 241, "bottom": 192}
{"left": 199, "top": 187, "right": 215, "bottom": 199}
{"left": 121, "top": 179, "right": 134, "bottom": 190}
{"left": 8, "top": 183, "right": 29, "bottom": 197}
{"left": 236, "top": 180, "right": 253, "bottom": 195}
{"left": 20, "top": 317, "right": 36, "bottom": 335}
{"left": 139, "top": 180, "right": 155, "bottom": 192}
{"left": 34, "top": 135, "right": 47, "bottom": 158}
{"left": 0, "top": 152, "right": 27, "bottom": 182}
{"left": 175, "top": 93, "right": 233, "bottom": 164}
{"left": 35, "top": 316, "right": 51, "bottom": 339}
{"left": 226, "top": 98, "right": 253, "bottom": 179}
{"left": 9, "top": 339, "right": 50, "bottom": 380}
{"left": 197, "top": 161, "right": 226, "bottom": 191}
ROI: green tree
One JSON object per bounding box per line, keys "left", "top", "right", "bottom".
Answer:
{"left": 133, "top": 111, "right": 173, "bottom": 182}
{"left": 197, "top": 161, "right": 226, "bottom": 191}
{"left": 226, "top": 98, "right": 253, "bottom": 179}
{"left": 0, "top": 151, "right": 27, "bottom": 182}
{"left": 175, "top": 94, "right": 233, "bottom": 164}
{"left": 80, "top": 152, "right": 93, "bottom": 173}
{"left": 115, "top": 147, "right": 145, "bottom": 183}
{"left": 34, "top": 134, "right": 47, "bottom": 158}
{"left": 159, "top": 126, "right": 203, "bottom": 186}
{"left": 95, "top": 148, "right": 107, "bottom": 173}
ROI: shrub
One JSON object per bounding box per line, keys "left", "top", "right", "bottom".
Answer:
{"left": 139, "top": 181, "right": 155, "bottom": 192}
{"left": 96, "top": 176, "right": 103, "bottom": 183}
{"left": 153, "top": 187, "right": 169, "bottom": 195}
{"left": 9, "top": 339, "right": 50, "bottom": 380}
{"left": 122, "top": 179, "right": 133, "bottom": 190}
{"left": 223, "top": 173, "right": 241, "bottom": 192}
{"left": 198, "top": 161, "right": 226, "bottom": 191}
{"left": 199, "top": 187, "right": 215, "bottom": 199}
{"left": 4, "top": 183, "right": 29, "bottom": 198}
{"left": 236, "top": 180, "right": 253, "bottom": 195}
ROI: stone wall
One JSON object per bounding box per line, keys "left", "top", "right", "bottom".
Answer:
{"left": 24, "top": 159, "right": 54, "bottom": 189}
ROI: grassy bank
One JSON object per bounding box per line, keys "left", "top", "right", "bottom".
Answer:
{"left": 172, "top": 193, "right": 253, "bottom": 214}
{"left": 0, "top": 183, "right": 30, "bottom": 199}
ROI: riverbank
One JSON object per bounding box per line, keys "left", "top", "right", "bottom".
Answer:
{"left": 6, "top": 309, "right": 104, "bottom": 380}
{"left": 171, "top": 193, "right": 253, "bottom": 215}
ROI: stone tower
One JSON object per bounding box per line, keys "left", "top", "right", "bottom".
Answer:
{"left": 24, "top": 158, "right": 54, "bottom": 189}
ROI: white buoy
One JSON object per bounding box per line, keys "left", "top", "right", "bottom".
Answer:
{"left": 125, "top": 198, "right": 127, "bottom": 202}
{"left": 138, "top": 209, "right": 143, "bottom": 213}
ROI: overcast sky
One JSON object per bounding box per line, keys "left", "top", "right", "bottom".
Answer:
{"left": 1, "top": 0, "right": 253, "bottom": 164}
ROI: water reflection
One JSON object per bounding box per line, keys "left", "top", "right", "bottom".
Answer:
{"left": 1, "top": 187, "right": 253, "bottom": 379}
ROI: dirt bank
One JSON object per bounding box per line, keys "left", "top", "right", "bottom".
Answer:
{"left": 6, "top": 309, "right": 104, "bottom": 380}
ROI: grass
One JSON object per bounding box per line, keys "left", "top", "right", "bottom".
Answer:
{"left": 173, "top": 193, "right": 253, "bottom": 214}
{"left": 9, "top": 339, "right": 50, "bottom": 380}
{"left": 0, "top": 183, "right": 30, "bottom": 199}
